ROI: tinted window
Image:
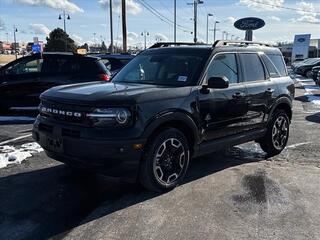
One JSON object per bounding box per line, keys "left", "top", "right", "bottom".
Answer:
{"left": 261, "top": 55, "right": 280, "bottom": 78}
{"left": 267, "top": 54, "right": 287, "bottom": 77}
{"left": 240, "top": 53, "right": 265, "bottom": 82}
{"left": 207, "top": 53, "right": 238, "bottom": 84}
{"left": 6, "top": 58, "right": 43, "bottom": 75}
{"left": 113, "top": 52, "right": 207, "bottom": 86}
{"left": 42, "top": 56, "right": 79, "bottom": 74}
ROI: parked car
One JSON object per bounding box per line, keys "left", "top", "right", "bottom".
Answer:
{"left": 33, "top": 41, "right": 294, "bottom": 192}
{"left": 0, "top": 52, "right": 110, "bottom": 112}
{"left": 93, "top": 53, "right": 134, "bottom": 76}
{"left": 316, "top": 68, "right": 320, "bottom": 86}
{"left": 293, "top": 58, "right": 320, "bottom": 77}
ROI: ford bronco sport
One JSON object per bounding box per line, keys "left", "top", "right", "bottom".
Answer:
{"left": 33, "top": 41, "right": 294, "bottom": 192}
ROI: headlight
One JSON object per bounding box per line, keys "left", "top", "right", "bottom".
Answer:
{"left": 87, "top": 108, "right": 132, "bottom": 126}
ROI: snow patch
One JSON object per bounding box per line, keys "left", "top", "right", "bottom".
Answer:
{"left": 0, "top": 142, "right": 43, "bottom": 169}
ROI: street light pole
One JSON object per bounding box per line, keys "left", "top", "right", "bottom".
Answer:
{"left": 225, "top": 32, "right": 229, "bottom": 40}
{"left": 141, "top": 31, "right": 149, "bottom": 50}
{"left": 206, "top": 13, "right": 213, "bottom": 44}
{"left": 59, "top": 10, "right": 70, "bottom": 52}
{"left": 13, "top": 25, "right": 18, "bottom": 60}
{"left": 222, "top": 31, "right": 225, "bottom": 40}
{"left": 109, "top": 0, "right": 114, "bottom": 53}
{"left": 213, "top": 21, "right": 219, "bottom": 42}
{"left": 174, "top": 0, "right": 176, "bottom": 42}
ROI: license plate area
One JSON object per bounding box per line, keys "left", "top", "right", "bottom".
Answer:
{"left": 45, "top": 136, "right": 63, "bottom": 153}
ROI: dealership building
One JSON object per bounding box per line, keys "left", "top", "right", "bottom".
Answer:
{"left": 279, "top": 38, "right": 320, "bottom": 64}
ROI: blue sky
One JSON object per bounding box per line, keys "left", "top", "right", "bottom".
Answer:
{"left": 0, "top": 0, "right": 319, "bottom": 47}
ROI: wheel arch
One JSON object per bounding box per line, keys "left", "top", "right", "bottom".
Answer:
{"left": 141, "top": 111, "right": 200, "bottom": 157}
{"left": 270, "top": 97, "right": 292, "bottom": 121}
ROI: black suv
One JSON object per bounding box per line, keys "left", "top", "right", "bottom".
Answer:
{"left": 33, "top": 41, "right": 294, "bottom": 192}
{"left": 0, "top": 52, "right": 110, "bottom": 112}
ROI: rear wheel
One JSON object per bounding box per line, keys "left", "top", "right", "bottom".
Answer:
{"left": 259, "top": 110, "right": 290, "bottom": 157}
{"left": 139, "top": 128, "right": 190, "bottom": 192}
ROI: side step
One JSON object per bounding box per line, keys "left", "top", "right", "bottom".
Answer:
{"left": 197, "top": 128, "right": 266, "bottom": 157}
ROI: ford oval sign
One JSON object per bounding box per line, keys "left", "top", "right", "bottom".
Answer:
{"left": 234, "top": 17, "right": 265, "bottom": 31}
{"left": 297, "top": 38, "right": 306, "bottom": 43}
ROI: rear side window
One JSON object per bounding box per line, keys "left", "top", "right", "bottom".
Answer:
{"left": 266, "top": 54, "right": 287, "bottom": 77}
{"left": 42, "top": 56, "right": 79, "bottom": 74}
{"left": 207, "top": 53, "right": 238, "bottom": 84}
{"left": 261, "top": 55, "right": 280, "bottom": 78}
{"left": 79, "top": 58, "right": 101, "bottom": 74}
{"left": 240, "top": 53, "right": 265, "bottom": 82}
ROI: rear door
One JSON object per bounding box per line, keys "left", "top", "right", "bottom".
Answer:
{"left": 199, "top": 52, "right": 249, "bottom": 140}
{"left": 240, "top": 53, "right": 277, "bottom": 130}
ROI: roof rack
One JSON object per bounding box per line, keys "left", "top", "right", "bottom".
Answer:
{"left": 149, "top": 42, "right": 209, "bottom": 49}
{"left": 213, "top": 40, "right": 273, "bottom": 47}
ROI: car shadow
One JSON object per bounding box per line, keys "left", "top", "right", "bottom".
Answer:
{"left": 0, "top": 145, "right": 266, "bottom": 240}
{"left": 306, "top": 113, "right": 320, "bottom": 123}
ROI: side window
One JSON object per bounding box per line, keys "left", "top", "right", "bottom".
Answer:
{"left": 266, "top": 54, "right": 287, "bottom": 77}
{"left": 261, "top": 55, "right": 280, "bottom": 78}
{"left": 42, "top": 57, "right": 79, "bottom": 74}
{"left": 207, "top": 53, "right": 238, "bottom": 84}
{"left": 6, "top": 59, "right": 43, "bottom": 75}
{"left": 240, "top": 53, "right": 265, "bottom": 82}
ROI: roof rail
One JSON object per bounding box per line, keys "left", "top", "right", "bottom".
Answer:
{"left": 149, "top": 42, "right": 208, "bottom": 49}
{"left": 213, "top": 40, "right": 273, "bottom": 47}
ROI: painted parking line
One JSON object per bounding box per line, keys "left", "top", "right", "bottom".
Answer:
{"left": 0, "top": 134, "right": 32, "bottom": 146}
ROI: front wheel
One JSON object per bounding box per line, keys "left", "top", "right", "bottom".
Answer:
{"left": 259, "top": 110, "right": 290, "bottom": 157}
{"left": 139, "top": 128, "right": 190, "bottom": 192}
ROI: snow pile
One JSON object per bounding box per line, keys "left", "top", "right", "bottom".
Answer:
{"left": 0, "top": 142, "right": 43, "bottom": 169}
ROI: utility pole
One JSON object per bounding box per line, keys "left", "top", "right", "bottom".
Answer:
{"left": 13, "top": 25, "right": 18, "bottom": 59}
{"left": 206, "top": 13, "right": 213, "bottom": 44}
{"left": 121, "top": 0, "right": 127, "bottom": 53}
{"left": 189, "top": 0, "right": 203, "bottom": 43}
{"left": 226, "top": 32, "right": 229, "bottom": 40}
{"left": 213, "top": 21, "right": 219, "bottom": 42}
{"left": 174, "top": 0, "right": 176, "bottom": 42}
{"left": 109, "top": 0, "right": 114, "bottom": 53}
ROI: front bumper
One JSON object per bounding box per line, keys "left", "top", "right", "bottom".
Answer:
{"left": 33, "top": 117, "right": 146, "bottom": 181}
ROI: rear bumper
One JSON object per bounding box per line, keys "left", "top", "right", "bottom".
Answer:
{"left": 33, "top": 118, "right": 146, "bottom": 181}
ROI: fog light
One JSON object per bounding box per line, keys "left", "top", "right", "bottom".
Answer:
{"left": 133, "top": 143, "right": 143, "bottom": 150}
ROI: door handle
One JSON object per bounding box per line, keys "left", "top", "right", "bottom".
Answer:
{"left": 265, "top": 88, "right": 275, "bottom": 94}
{"left": 0, "top": 81, "right": 8, "bottom": 86}
{"left": 232, "top": 92, "right": 245, "bottom": 99}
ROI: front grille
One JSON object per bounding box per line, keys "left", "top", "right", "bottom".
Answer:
{"left": 40, "top": 100, "right": 93, "bottom": 126}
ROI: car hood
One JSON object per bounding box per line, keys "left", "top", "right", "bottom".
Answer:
{"left": 41, "top": 81, "right": 192, "bottom": 106}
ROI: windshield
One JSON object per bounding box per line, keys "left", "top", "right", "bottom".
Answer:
{"left": 112, "top": 51, "right": 208, "bottom": 86}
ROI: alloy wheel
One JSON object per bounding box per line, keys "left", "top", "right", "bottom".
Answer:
{"left": 272, "top": 116, "right": 289, "bottom": 150}
{"left": 153, "top": 138, "right": 186, "bottom": 185}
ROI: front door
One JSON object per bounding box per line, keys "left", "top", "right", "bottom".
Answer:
{"left": 199, "top": 53, "right": 249, "bottom": 141}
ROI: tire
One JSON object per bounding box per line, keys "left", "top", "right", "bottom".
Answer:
{"left": 259, "top": 110, "right": 290, "bottom": 157}
{"left": 139, "top": 128, "right": 190, "bottom": 192}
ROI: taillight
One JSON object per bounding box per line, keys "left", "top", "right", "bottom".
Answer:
{"left": 99, "top": 74, "right": 110, "bottom": 81}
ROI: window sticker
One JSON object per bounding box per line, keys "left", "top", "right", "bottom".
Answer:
{"left": 177, "top": 76, "right": 188, "bottom": 82}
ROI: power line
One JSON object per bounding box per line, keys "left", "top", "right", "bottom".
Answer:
{"left": 137, "top": 0, "right": 192, "bottom": 33}
{"left": 249, "top": 0, "right": 320, "bottom": 14}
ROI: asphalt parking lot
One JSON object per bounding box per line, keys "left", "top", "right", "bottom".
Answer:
{"left": 0, "top": 76, "right": 320, "bottom": 240}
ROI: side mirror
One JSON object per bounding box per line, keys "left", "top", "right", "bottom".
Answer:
{"left": 207, "top": 76, "right": 229, "bottom": 89}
